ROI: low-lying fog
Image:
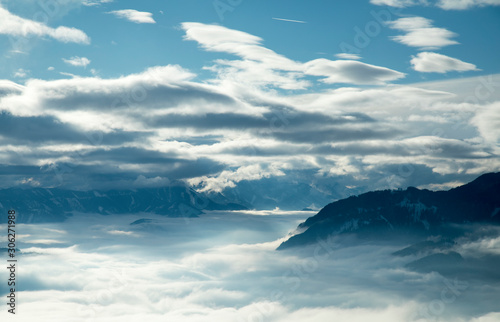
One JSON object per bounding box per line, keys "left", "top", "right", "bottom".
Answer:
{"left": 1, "top": 211, "right": 499, "bottom": 322}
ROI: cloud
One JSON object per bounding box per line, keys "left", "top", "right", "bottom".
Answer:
{"left": 83, "top": 0, "right": 114, "bottom": 6}
{"left": 335, "top": 53, "right": 362, "bottom": 60}
{"left": 388, "top": 17, "right": 458, "bottom": 49}
{"left": 108, "top": 9, "right": 156, "bottom": 24}
{"left": 371, "top": 0, "right": 429, "bottom": 7}
{"left": 62, "top": 56, "right": 91, "bottom": 68}
{"left": 437, "top": 0, "right": 500, "bottom": 9}
{"left": 0, "top": 5, "right": 90, "bottom": 44}
{"left": 189, "top": 164, "right": 286, "bottom": 193}
{"left": 472, "top": 101, "right": 500, "bottom": 143}
{"left": 411, "top": 52, "right": 479, "bottom": 73}
{"left": 181, "top": 22, "right": 405, "bottom": 87}
{"left": 5, "top": 212, "right": 500, "bottom": 321}
{"left": 0, "top": 111, "right": 149, "bottom": 145}
{"left": 13, "top": 68, "right": 29, "bottom": 78}
{"left": 304, "top": 59, "right": 405, "bottom": 85}
{"left": 0, "top": 80, "right": 24, "bottom": 97}
{"left": 0, "top": 23, "right": 498, "bottom": 194}
{"left": 371, "top": 0, "right": 500, "bottom": 9}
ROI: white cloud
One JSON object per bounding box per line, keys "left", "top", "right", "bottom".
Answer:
{"left": 189, "top": 164, "right": 286, "bottom": 192}
{"left": 108, "top": 9, "right": 156, "bottom": 24}
{"left": 411, "top": 52, "right": 479, "bottom": 73}
{"left": 0, "top": 5, "right": 90, "bottom": 44}
{"left": 83, "top": 0, "right": 114, "bottom": 6}
{"left": 0, "top": 22, "right": 498, "bottom": 194}
{"left": 181, "top": 22, "right": 405, "bottom": 87}
{"left": 472, "top": 101, "right": 500, "bottom": 143}
{"left": 48, "top": 66, "right": 55, "bottom": 71}
{"left": 389, "top": 17, "right": 458, "bottom": 49}
{"left": 13, "top": 68, "right": 29, "bottom": 78}
{"left": 62, "top": 56, "right": 91, "bottom": 68}
{"left": 371, "top": 0, "right": 500, "bottom": 8}
{"left": 370, "top": 0, "right": 429, "bottom": 7}
{"left": 7, "top": 213, "right": 500, "bottom": 322}
{"left": 304, "top": 59, "right": 405, "bottom": 85}
{"left": 438, "top": 0, "right": 500, "bottom": 9}
{"left": 335, "top": 53, "right": 362, "bottom": 60}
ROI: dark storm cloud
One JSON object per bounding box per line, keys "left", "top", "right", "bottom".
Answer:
{"left": 0, "top": 112, "right": 150, "bottom": 145}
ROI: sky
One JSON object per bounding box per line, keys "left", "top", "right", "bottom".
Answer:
{"left": 0, "top": 0, "right": 500, "bottom": 198}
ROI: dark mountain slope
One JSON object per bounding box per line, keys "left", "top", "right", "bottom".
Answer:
{"left": 278, "top": 172, "right": 500, "bottom": 250}
{"left": 0, "top": 185, "right": 246, "bottom": 223}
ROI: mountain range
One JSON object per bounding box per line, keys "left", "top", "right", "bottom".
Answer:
{"left": 0, "top": 185, "right": 246, "bottom": 223}
{"left": 278, "top": 172, "right": 500, "bottom": 250}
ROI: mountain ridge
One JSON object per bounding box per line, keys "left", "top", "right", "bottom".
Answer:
{"left": 278, "top": 172, "right": 500, "bottom": 250}
{"left": 0, "top": 185, "right": 246, "bottom": 223}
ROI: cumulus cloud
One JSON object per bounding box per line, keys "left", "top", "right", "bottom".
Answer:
{"left": 411, "top": 52, "right": 479, "bottom": 73}
{"left": 388, "top": 17, "right": 458, "bottom": 49}
{"left": 0, "top": 5, "right": 90, "bottom": 44}
{"left": 108, "top": 9, "right": 156, "bottom": 24}
{"left": 62, "top": 56, "right": 91, "bottom": 68}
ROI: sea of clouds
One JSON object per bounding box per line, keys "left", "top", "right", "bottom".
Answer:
{"left": 1, "top": 211, "right": 499, "bottom": 322}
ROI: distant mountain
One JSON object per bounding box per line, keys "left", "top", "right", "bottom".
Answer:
{"left": 278, "top": 172, "right": 500, "bottom": 250}
{"left": 206, "top": 175, "right": 349, "bottom": 211}
{"left": 0, "top": 186, "right": 246, "bottom": 223}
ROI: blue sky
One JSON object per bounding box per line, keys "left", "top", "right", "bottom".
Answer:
{"left": 0, "top": 0, "right": 499, "bottom": 200}
{"left": 2, "top": 0, "right": 499, "bottom": 83}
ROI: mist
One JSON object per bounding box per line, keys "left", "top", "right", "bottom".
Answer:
{"left": 1, "top": 211, "right": 499, "bottom": 322}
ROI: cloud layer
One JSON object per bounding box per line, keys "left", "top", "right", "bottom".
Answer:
{"left": 1, "top": 212, "right": 499, "bottom": 321}
{"left": 0, "top": 22, "right": 497, "bottom": 199}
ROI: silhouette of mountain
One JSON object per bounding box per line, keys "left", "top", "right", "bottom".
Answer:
{"left": 0, "top": 185, "right": 246, "bottom": 223}
{"left": 278, "top": 172, "right": 500, "bottom": 250}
